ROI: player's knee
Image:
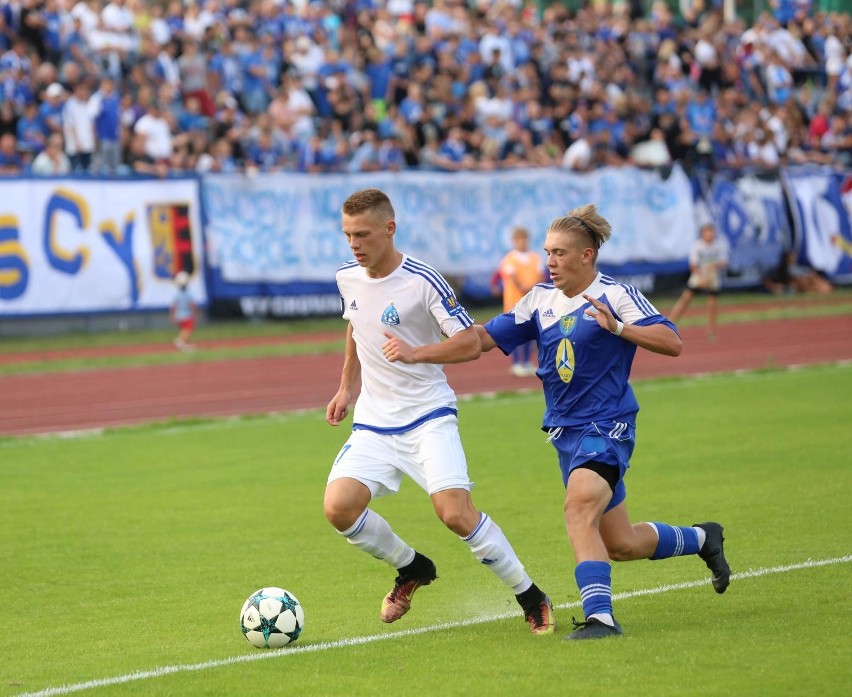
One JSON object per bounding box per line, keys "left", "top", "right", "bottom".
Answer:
{"left": 323, "top": 493, "right": 358, "bottom": 532}
{"left": 435, "top": 501, "right": 480, "bottom": 536}
{"left": 563, "top": 497, "right": 598, "bottom": 530}
{"left": 606, "top": 543, "right": 635, "bottom": 562}
{"left": 434, "top": 507, "right": 467, "bottom": 535}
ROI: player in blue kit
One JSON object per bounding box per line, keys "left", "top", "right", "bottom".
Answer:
{"left": 324, "top": 188, "right": 555, "bottom": 635}
{"left": 382, "top": 203, "right": 731, "bottom": 639}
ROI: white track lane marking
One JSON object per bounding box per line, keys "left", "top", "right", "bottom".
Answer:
{"left": 3, "top": 361, "right": 849, "bottom": 446}
{"left": 16, "top": 554, "right": 851, "bottom": 697}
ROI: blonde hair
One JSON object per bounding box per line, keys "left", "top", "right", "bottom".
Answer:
{"left": 342, "top": 188, "right": 395, "bottom": 222}
{"left": 548, "top": 204, "right": 612, "bottom": 260}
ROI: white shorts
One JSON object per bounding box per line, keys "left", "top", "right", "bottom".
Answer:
{"left": 327, "top": 415, "right": 471, "bottom": 498}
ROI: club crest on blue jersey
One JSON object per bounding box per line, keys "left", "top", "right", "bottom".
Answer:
{"left": 441, "top": 295, "right": 463, "bottom": 316}
{"left": 559, "top": 315, "right": 576, "bottom": 337}
{"left": 555, "top": 338, "right": 575, "bottom": 383}
{"left": 381, "top": 303, "right": 400, "bottom": 326}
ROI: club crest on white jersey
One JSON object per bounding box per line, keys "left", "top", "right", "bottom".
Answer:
{"left": 381, "top": 303, "right": 400, "bottom": 326}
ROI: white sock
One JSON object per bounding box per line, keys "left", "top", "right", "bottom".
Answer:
{"left": 461, "top": 513, "right": 531, "bottom": 590}
{"left": 588, "top": 612, "right": 615, "bottom": 627}
{"left": 694, "top": 526, "right": 707, "bottom": 549}
{"left": 340, "top": 509, "right": 415, "bottom": 570}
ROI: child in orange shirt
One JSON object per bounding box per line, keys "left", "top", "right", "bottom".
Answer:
{"left": 493, "top": 227, "right": 544, "bottom": 376}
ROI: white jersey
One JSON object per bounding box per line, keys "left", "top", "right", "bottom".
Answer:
{"left": 688, "top": 237, "right": 729, "bottom": 291}
{"left": 336, "top": 254, "right": 474, "bottom": 432}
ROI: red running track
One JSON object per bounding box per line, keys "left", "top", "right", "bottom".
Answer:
{"left": 1, "top": 316, "right": 850, "bottom": 437}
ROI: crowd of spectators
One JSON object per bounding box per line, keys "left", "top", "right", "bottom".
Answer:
{"left": 0, "top": 0, "right": 850, "bottom": 178}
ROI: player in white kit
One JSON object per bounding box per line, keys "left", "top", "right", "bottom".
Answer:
{"left": 323, "top": 188, "right": 554, "bottom": 634}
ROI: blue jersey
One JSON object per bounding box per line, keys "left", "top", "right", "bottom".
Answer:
{"left": 484, "top": 272, "right": 676, "bottom": 429}
{"left": 172, "top": 287, "right": 194, "bottom": 322}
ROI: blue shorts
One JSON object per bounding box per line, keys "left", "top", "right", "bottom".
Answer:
{"left": 550, "top": 420, "right": 635, "bottom": 512}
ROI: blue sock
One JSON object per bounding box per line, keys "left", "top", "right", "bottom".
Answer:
{"left": 649, "top": 523, "right": 700, "bottom": 559}
{"left": 575, "top": 560, "right": 612, "bottom": 619}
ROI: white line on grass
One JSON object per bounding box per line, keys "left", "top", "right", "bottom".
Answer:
{"left": 16, "top": 554, "right": 851, "bottom": 697}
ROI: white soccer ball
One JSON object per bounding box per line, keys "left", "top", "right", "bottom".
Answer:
{"left": 239, "top": 587, "right": 305, "bottom": 649}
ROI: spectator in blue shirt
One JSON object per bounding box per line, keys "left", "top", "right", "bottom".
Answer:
{"left": 0, "top": 39, "right": 30, "bottom": 74}
{"left": 685, "top": 90, "right": 717, "bottom": 138}
{"left": 0, "top": 132, "right": 23, "bottom": 173}
{"left": 165, "top": 0, "right": 185, "bottom": 37}
{"left": 348, "top": 128, "right": 381, "bottom": 172}
{"left": 91, "top": 76, "right": 122, "bottom": 174}
{"left": 16, "top": 101, "right": 44, "bottom": 155}
{"left": 436, "top": 125, "right": 471, "bottom": 170}
{"left": 241, "top": 36, "right": 279, "bottom": 115}
{"left": 209, "top": 41, "right": 244, "bottom": 98}
{"left": 377, "top": 133, "right": 406, "bottom": 171}
{"left": 0, "top": 13, "right": 12, "bottom": 54}
{"left": 297, "top": 133, "right": 326, "bottom": 173}
{"left": 365, "top": 47, "right": 393, "bottom": 111}
{"left": 245, "top": 130, "right": 287, "bottom": 172}
{"left": 38, "top": 82, "right": 65, "bottom": 138}
{"left": 41, "top": 0, "right": 63, "bottom": 65}
{"left": 178, "top": 96, "right": 210, "bottom": 135}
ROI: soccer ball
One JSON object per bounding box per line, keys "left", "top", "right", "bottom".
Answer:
{"left": 239, "top": 587, "right": 305, "bottom": 649}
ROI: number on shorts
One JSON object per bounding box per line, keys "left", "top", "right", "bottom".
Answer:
{"left": 333, "top": 444, "right": 352, "bottom": 467}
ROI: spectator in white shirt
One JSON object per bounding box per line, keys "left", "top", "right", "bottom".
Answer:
{"left": 70, "top": 0, "right": 100, "bottom": 38}
{"left": 101, "top": 0, "right": 134, "bottom": 34}
{"left": 31, "top": 134, "right": 72, "bottom": 175}
{"left": 62, "top": 81, "right": 96, "bottom": 172}
{"left": 479, "top": 25, "right": 513, "bottom": 74}
{"left": 134, "top": 102, "right": 173, "bottom": 162}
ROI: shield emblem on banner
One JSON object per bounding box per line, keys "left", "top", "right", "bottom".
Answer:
{"left": 148, "top": 203, "right": 195, "bottom": 279}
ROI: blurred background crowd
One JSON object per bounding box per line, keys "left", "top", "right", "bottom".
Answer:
{"left": 0, "top": 0, "right": 849, "bottom": 178}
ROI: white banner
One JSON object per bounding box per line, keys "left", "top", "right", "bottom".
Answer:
{"left": 784, "top": 168, "right": 852, "bottom": 279}
{"left": 0, "top": 178, "right": 205, "bottom": 315}
{"left": 707, "top": 172, "right": 789, "bottom": 286}
{"left": 202, "top": 167, "right": 696, "bottom": 283}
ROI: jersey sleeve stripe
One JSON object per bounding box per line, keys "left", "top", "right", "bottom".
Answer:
{"left": 625, "top": 286, "right": 657, "bottom": 316}
{"left": 401, "top": 262, "right": 449, "bottom": 297}
{"left": 455, "top": 310, "right": 474, "bottom": 328}
{"left": 401, "top": 259, "right": 474, "bottom": 327}
{"left": 402, "top": 258, "right": 453, "bottom": 296}
{"left": 601, "top": 276, "right": 656, "bottom": 317}
{"left": 337, "top": 260, "right": 359, "bottom": 271}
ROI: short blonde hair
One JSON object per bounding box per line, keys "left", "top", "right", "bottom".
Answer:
{"left": 548, "top": 204, "right": 612, "bottom": 259}
{"left": 342, "top": 188, "right": 395, "bottom": 221}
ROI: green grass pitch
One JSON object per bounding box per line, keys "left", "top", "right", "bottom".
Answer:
{"left": 1, "top": 364, "right": 850, "bottom": 696}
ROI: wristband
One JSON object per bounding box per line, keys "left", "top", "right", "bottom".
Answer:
{"left": 612, "top": 320, "right": 624, "bottom": 336}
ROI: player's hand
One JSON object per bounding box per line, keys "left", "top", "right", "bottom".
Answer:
{"left": 382, "top": 331, "right": 416, "bottom": 363}
{"left": 582, "top": 294, "right": 618, "bottom": 333}
{"left": 326, "top": 389, "right": 352, "bottom": 426}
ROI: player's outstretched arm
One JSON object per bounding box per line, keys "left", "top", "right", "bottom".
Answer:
{"left": 327, "top": 323, "right": 360, "bottom": 426}
{"left": 582, "top": 294, "right": 682, "bottom": 357}
{"left": 475, "top": 325, "right": 498, "bottom": 352}
{"left": 382, "top": 325, "right": 481, "bottom": 364}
